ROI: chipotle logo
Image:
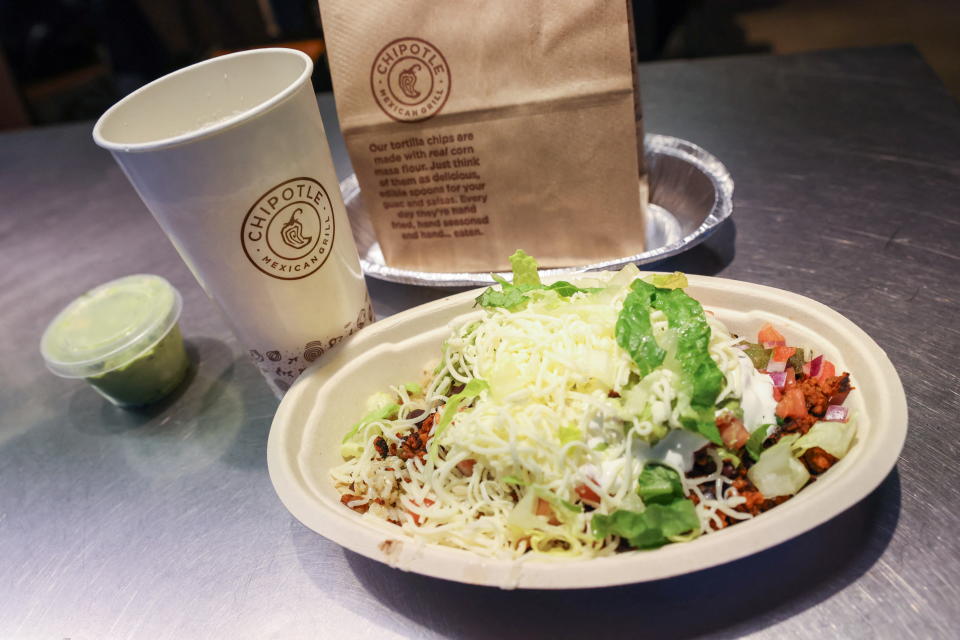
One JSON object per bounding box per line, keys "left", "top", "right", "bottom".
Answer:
{"left": 370, "top": 37, "right": 450, "bottom": 122}
{"left": 241, "top": 177, "right": 335, "bottom": 280}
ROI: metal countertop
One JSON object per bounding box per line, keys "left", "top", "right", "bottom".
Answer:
{"left": 1, "top": 46, "right": 958, "bottom": 639}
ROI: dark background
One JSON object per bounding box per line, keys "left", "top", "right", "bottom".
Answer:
{"left": 1, "top": 0, "right": 958, "bottom": 131}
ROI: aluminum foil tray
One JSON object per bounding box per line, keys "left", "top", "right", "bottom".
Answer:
{"left": 341, "top": 134, "right": 733, "bottom": 287}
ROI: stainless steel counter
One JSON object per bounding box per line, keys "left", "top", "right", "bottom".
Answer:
{"left": 1, "top": 46, "right": 958, "bottom": 639}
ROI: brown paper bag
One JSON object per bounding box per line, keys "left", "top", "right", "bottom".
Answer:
{"left": 319, "top": 0, "right": 647, "bottom": 272}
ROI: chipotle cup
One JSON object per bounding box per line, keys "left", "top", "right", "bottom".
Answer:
{"left": 93, "top": 49, "right": 373, "bottom": 397}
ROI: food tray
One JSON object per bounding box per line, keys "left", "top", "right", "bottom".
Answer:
{"left": 341, "top": 134, "right": 734, "bottom": 287}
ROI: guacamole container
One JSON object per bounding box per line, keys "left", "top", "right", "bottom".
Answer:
{"left": 40, "top": 274, "right": 189, "bottom": 407}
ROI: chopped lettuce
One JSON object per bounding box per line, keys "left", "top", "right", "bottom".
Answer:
{"left": 653, "top": 287, "right": 725, "bottom": 408}
{"left": 643, "top": 271, "right": 688, "bottom": 290}
{"left": 476, "top": 274, "right": 530, "bottom": 310}
{"left": 341, "top": 401, "right": 399, "bottom": 445}
{"left": 535, "top": 487, "right": 583, "bottom": 514}
{"left": 428, "top": 378, "right": 489, "bottom": 461}
{"left": 590, "top": 263, "right": 641, "bottom": 305}
{"left": 592, "top": 463, "right": 699, "bottom": 549}
{"left": 558, "top": 423, "right": 582, "bottom": 446}
{"left": 591, "top": 501, "right": 700, "bottom": 549}
{"left": 745, "top": 423, "right": 774, "bottom": 462}
{"left": 509, "top": 249, "right": 541, "bottom": 287}
{"left": 676, "top": 406, "right": 722, "bottom": 447}
{"left": 615, "top": 280, "right": 665, "bottom": 377}
{"left": 619, "top": 377, "right": 670, "bottom": 443}
{"left": 560, "top": 499, "right": 583, "bottom": 513}
{"left": 792, "top": 415, "right": 856, "bottom": 459}
{"left": 716, "top": 447, "right": 742, "bottom": 468}
{"left": 615, "top": 279, "right": 724, "bottom": 445}
{"left": 545, "top": 281, "right": 596, "bottom": 297}
{"left": 476, "top": 250, "right": 599, "bottom": 310}
{"left": 365, "top": 391, "right": 396, "bottom": 414}
{"left": 637, "top": 463, "right": 684, "bottom": 505}
{"left": 655, "top": 288, "right": 724, "bottom": 445}
{"left": 747, "top": 434, "right": 810, "bottom": 497}
{"left": 339, "top": 400, "right": 400, "bottom": 457}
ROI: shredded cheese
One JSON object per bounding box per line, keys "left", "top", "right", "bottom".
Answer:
{"left": 331, "top": 271, "right": 767, "bottom": 558}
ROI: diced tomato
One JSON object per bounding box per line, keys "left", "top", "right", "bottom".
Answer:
{"left": 818, "top": 360, "right": 836, "bottom": 381}
{"left": 783, "top": 366, "right": 797, "bottom": 391}
{"left": 758, "top": 323, "right": 786, "bottom": 346}
{"left": 535, "top": 498, "right": 561, "bottom": 525}
{"left": 718, "top": 415, "right": 750, "bottom": 450}
{"left": 456, "top": 459, "right": 476, "bottom": 476}
{"left": 771, "top": 346, "right": 796, "bottom": 363}
{"left": 776, "top": 387, "right": 807, "bottom": 420}
{"left": 575, "top": 483, "right": 601, "bottom": 505}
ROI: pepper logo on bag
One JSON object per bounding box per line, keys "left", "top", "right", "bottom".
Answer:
{"left": 241, "top": 177, "right": 335, "bottom": 280}
{"left": 370, "top": 37, "right": 451, "bottom": 122}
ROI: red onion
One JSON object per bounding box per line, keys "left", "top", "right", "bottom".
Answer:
{"left": 808, "top": 355, "right": 823, "bottom": 379}
{"left": 762, "top": 340, "right": 786, "bottom": 349}
{"left": 768, "top": 371, "right": 787, "bottom": 388}
{"left": 824, "top": 405, "right": 849, "bottom": 422}
{"left": 766, "top": 358, "right": 787, "bottom": 373}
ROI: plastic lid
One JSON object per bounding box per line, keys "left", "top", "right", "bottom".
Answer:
{"left": 40, "top": 274, "right": 183, "bottom": 378}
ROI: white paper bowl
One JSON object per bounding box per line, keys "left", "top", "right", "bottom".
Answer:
{"left": 267, "top": 274, "right": 907, "bottom": 589}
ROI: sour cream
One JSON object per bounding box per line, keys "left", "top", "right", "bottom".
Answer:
{"left": 737, "top": 351, "right": 778, "bottom": 433}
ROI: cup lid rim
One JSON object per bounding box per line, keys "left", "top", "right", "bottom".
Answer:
{"left": 40, "top": 274, "right": 183, "bottom": 378}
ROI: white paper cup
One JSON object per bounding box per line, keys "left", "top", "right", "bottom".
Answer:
{"left": 94, "top": 49, "right": 372, "bottom": 397}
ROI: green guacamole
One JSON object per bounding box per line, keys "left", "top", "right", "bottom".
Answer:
{"left": 86, "top": 324, "right": 189, "bottom": 407}
{"left": 41, "top": 274, "right": 190, "bottom": 408}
